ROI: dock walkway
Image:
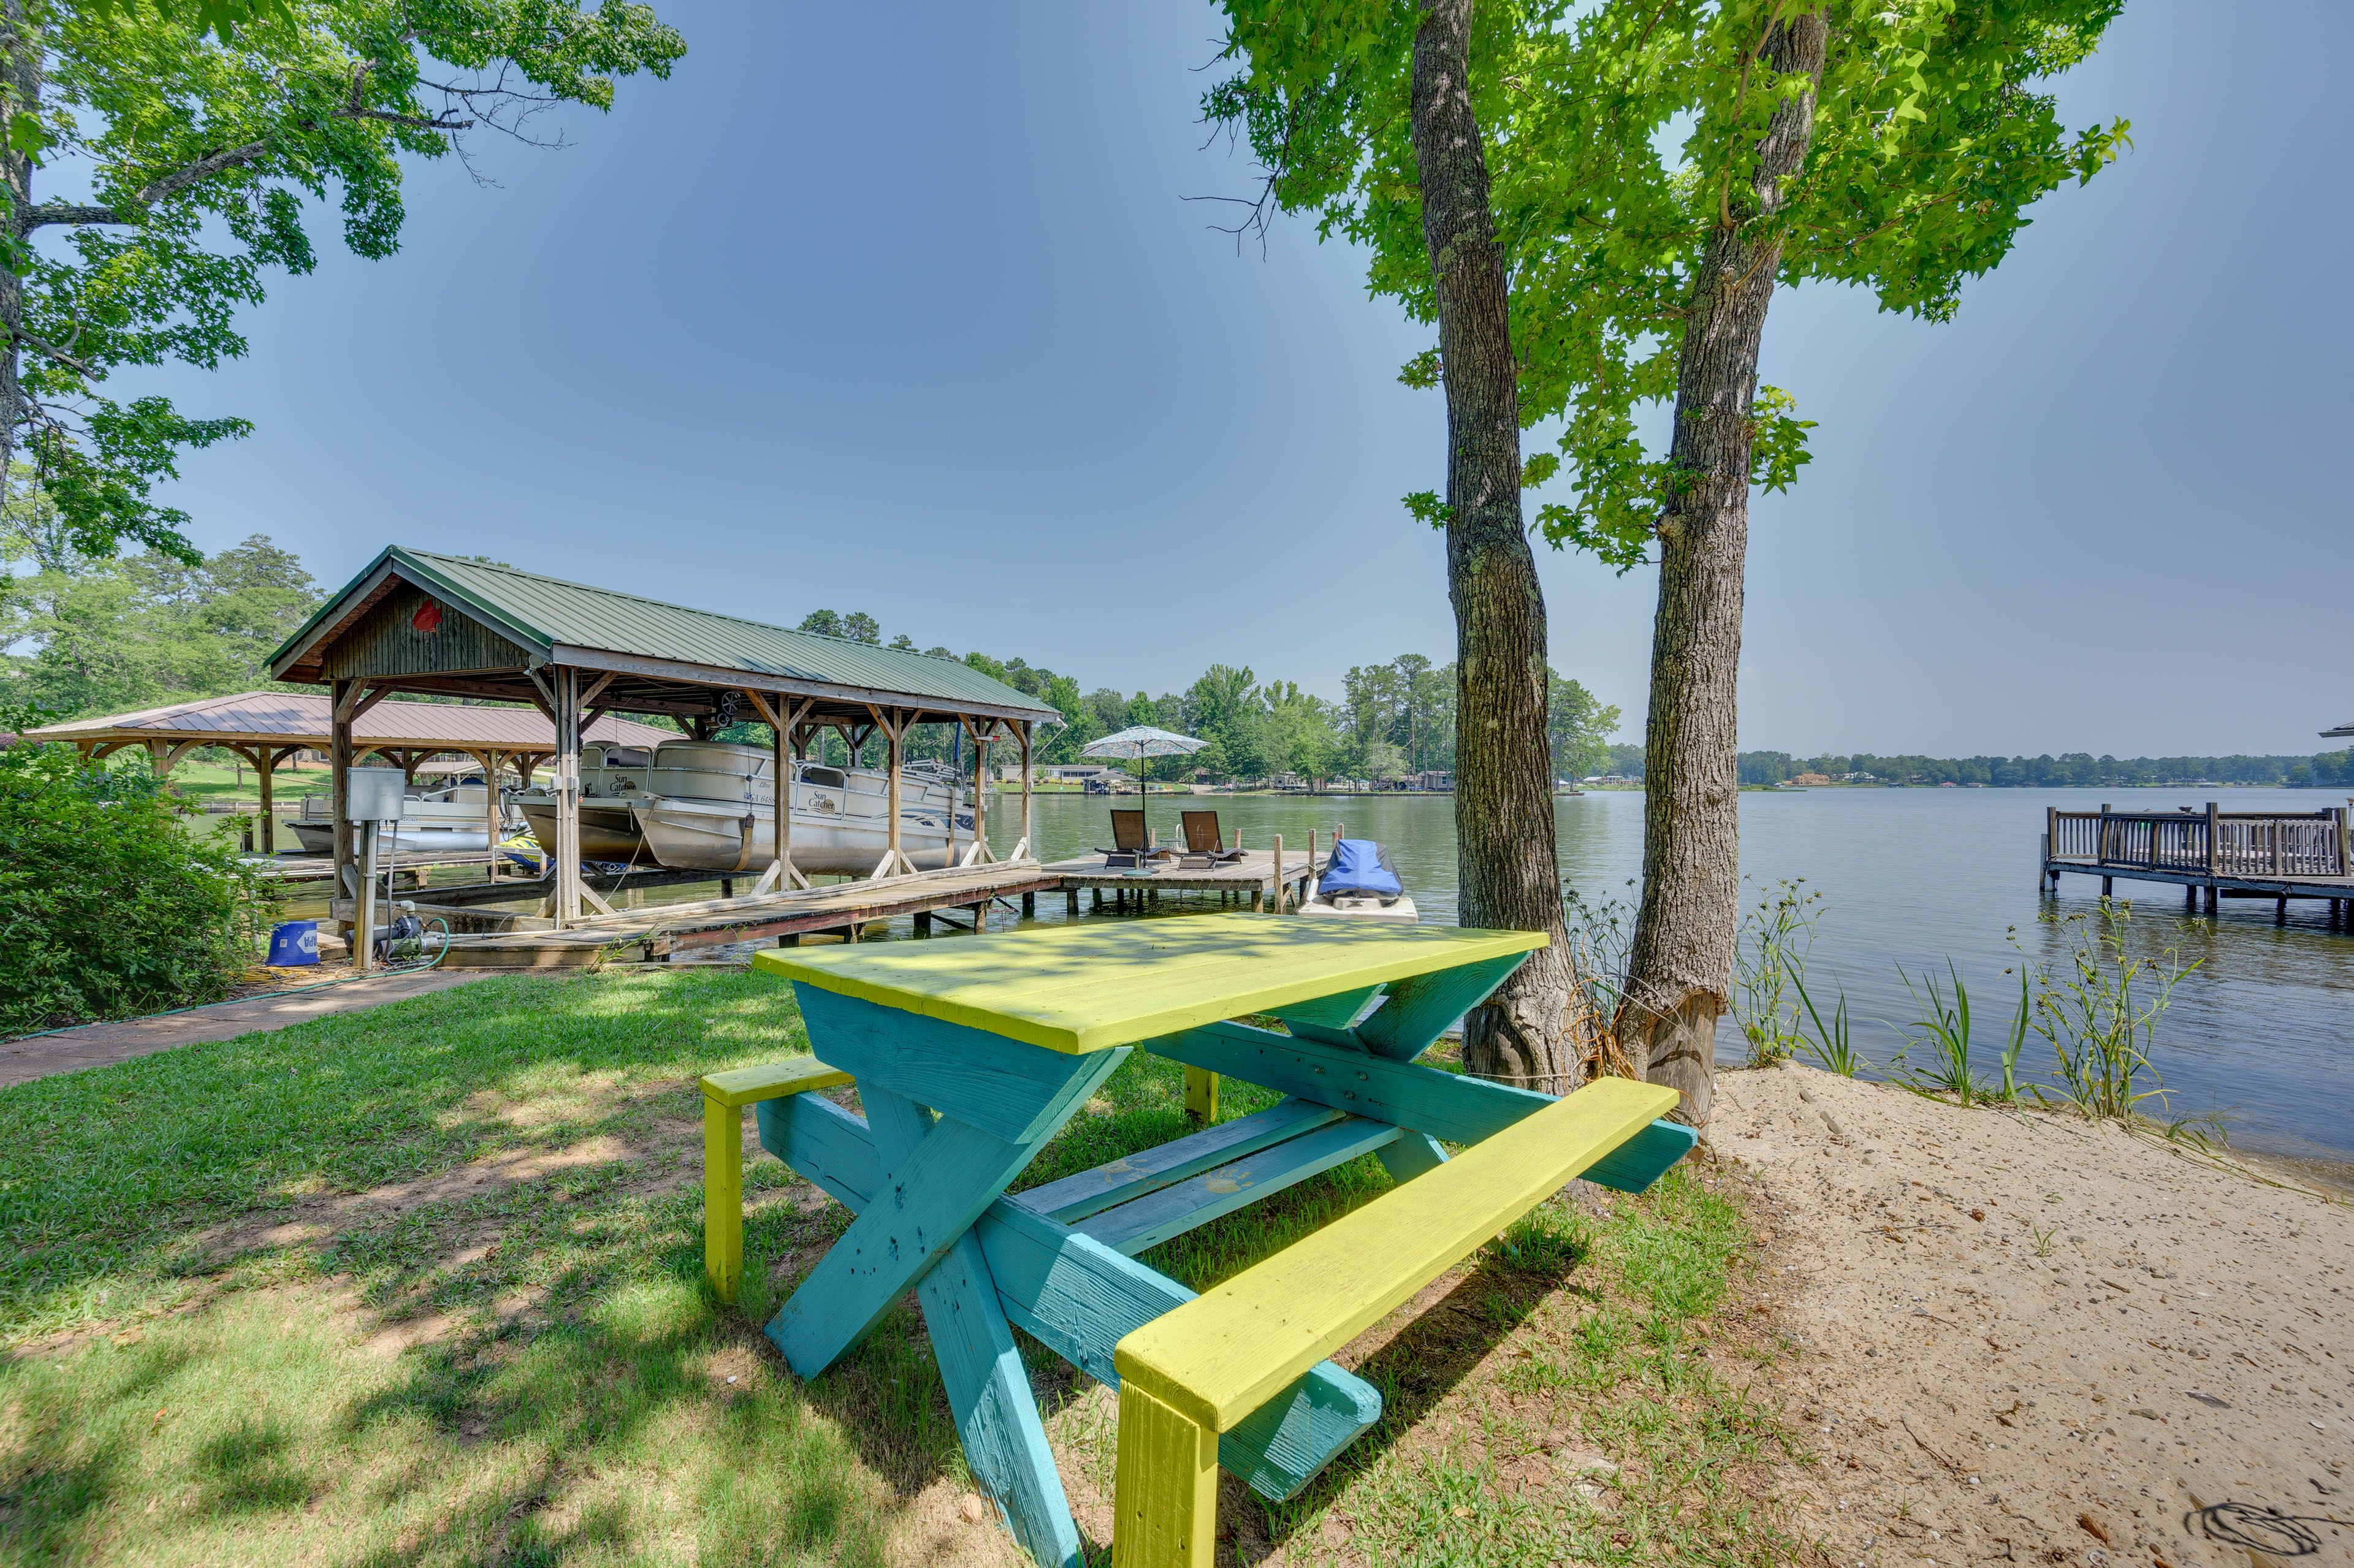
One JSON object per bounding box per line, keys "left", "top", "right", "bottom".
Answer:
{"left": 2042, "top": 804, "right": 2354, "bottom": 926}
{"left": 1040, "top": 845, "right": 1324, "bottom": 914}
{"left": 433, "top": 844, "right": 1333, "bottom": 968}
{"left": 437, "top": 861, "right": 1063, "bottom": 967}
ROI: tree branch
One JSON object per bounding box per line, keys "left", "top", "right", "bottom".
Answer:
{"left": 131, "top": 140, "right": 273, "bottom": 207}
{"left": 24, "top": 203, "right": 128, "bottom": 230}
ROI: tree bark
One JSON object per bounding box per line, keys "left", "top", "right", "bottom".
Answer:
{"left": 1618, "top": 13, "right": 1828, "bottom": 1127}
{"left": 1412, "top": 0, "right": 1579, "bottom": 1095}
{"left": 0, "top": 0, "right": 40, "bottom": 488}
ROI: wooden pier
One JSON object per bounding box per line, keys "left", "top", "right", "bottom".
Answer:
{"left": 428, "top": 841, "right": 1335, "bottom": 967}
{"left": 1040, "top": 844, "right": 1325, "bottom": 915}
{"left": 2041, "top": 803, "right": 2354, "bottom": 926}
{"left": 437, "top": 861, "right": 1064, "bottom": 967}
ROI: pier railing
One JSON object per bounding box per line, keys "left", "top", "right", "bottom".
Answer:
{"left": 2047, "top": 804, "right": 2352, "bottom": 878}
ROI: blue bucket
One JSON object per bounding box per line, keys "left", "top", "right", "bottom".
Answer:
{"left": 267, "top": 920, "right": 319, "bottom": 967}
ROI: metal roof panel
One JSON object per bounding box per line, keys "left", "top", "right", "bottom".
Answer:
{"left": 267, "top": 549, "right": 1057, "bottom": 721}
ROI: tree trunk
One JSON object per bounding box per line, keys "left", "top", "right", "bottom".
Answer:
{"left": 0, "top": 0, "right": 39, "bottom": 487}
{"left": 1618, "top": 14, "right": 1828, "bottom": 1127}
{"left": 1412, "top": 0, "right": 1578, "bottom": 1095}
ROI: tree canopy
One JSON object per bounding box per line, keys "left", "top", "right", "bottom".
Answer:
{"left": 0, "top": 0, "right": 685, "bottom": 561}
{"left": 1204, "top": 0, "right": 2129, "bottom": 563}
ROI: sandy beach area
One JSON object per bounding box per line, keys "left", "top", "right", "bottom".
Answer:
{"left": 1717, "top": 1060, "right": 2353, "bottom": 1566}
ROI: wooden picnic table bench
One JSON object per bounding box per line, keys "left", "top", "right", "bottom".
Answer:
{"left": 700, "top": 912, "right": 1692, "bottom": 1568}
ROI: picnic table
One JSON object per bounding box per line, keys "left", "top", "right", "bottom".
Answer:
{"left": 701, "top": 913, "right": 1692, "bottom": 1567}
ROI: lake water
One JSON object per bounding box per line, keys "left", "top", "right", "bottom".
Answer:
{"left": 996, "top": 787, "right": 2354, "bottom": 1166}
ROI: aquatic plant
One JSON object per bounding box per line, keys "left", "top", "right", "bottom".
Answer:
{"left": 2012, "top": 901, "right": 2198, "bottom": 1124}
{"left": 1790, "top": 971, "right": 1865, "bottom": 1078}
{"left": 1732, "top": 878, "right": 1824, "bottom": 1068}
{"left": 1891, "top": 957, "right": 1976, "bottom": 1100}
{"left": 1994, "top": 961, "right": 2030, "bottom": 1103}
{"left": 1890, "top": 957, "right": 2032, "bottom": 1105}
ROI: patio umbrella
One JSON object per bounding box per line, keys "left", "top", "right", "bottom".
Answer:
{"left": 1080, "top": 725, "right": 1207, "bottom": 841}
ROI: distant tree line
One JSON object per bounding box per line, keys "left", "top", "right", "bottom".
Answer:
{"left": 1720, "top": 750, "right": 2354, "bottom": 789}
{"left": 790, "top": 610, "right": 1617, "bottom": 787}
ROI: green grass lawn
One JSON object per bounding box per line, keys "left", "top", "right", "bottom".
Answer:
{"left": 0, "top": 970, "right": 1815, "bottom": 1566}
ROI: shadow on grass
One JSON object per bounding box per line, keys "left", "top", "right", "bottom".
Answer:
{"left": 1227, "top": 1245, "right": 1577, "bottom": 1564}
{"left": 1, "top": 969, "right": 815, "bottom": 1345}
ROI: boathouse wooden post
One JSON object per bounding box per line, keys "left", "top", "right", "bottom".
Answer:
{"left": 254, "top": 745, "right": 277, "bottom": 854}
{"left": 330, "top": 679, "right": 356, "bottom": 902}
{"left": 476, "top": 749, "right": 501, "bottom": 883}
{"left": 2336, "top": 805, "right": 2351, "bottom": 877}
{"left": 867, "top": 705, "right": 914, "bottom": 879}
{"left": 554, "top": 667, "right": 582, "bottom": 927}
{"left": 960, "top": 717, "right": 996, "bottom": 866}
{"left": 742, "top": 691, "right": 812, "bottom": 894}
{"left": 889, "top": 708, "right": 907, "bottom": 876}
{"left": 1017, "top": 720, "right": 1034, "bottom": 861}
{"left": 972, "top": 721, "right": 990, "bottom": 864}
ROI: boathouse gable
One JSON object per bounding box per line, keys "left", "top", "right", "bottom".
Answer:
{"left": 320, "top": 580, "right": 536, "bottom": 681}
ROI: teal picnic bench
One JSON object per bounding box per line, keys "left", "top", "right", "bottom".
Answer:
{"left": 699, "top": 913, "right": 1693, "bottom": 1568}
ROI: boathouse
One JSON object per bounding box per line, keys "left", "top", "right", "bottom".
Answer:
{"left": 266, "top": 548, "right": 1061, "bottom": 926}
{"left": 25, "top": 690, "right": 671, "bottom": 853}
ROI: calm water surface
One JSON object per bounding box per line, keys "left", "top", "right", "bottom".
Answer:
{"left": 992, "top": 787, "right": 2354, "bottom": 1165}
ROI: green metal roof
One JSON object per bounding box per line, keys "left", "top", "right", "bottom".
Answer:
{"left": 269, "top": 546, "right": 1058, "bottom": 721}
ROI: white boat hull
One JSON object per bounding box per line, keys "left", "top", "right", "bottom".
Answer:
{"left": 1298, "top": 885, "right": 1419, "bottom": 923}
{"left": 287, "top": 788, "right": 516, "bottom": 856}
{"left": 516, "top": 798, "right": 649, "bottom": 861}
{"left": 287, "top": 821, "right": 498, "bottom": 855}
{"left": 631, "top": 796, "right": 966, "bottom": 875}
{"left": 520, "top": 741, "right": 973, "bottom": 876}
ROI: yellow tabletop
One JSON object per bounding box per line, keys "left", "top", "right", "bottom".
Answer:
{"left": 751, "top": 913, "right": 1546, "bottom": 1054}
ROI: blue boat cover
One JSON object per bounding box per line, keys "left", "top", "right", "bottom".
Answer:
{"left": 1320, "top": 838, "right": 1404, "bottom": 899}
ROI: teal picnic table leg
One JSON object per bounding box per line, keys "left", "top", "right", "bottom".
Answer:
{"left": 864, "top": 1086, "right": 1084, "bottom": 1568}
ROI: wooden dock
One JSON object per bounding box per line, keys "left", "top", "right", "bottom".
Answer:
{"left": 436, "top": 861, "right": 1065, "bottom": 967}
{"left": 251, "top": 849, "right": 509, "bottom": 885}
{"left": 2042, "top": 804, "right": 2354, "bottom": 926}
{"left": 427, "top": 842, "right": 1336, "bottom": 967}
{"left": 1041, "top": 845, "right": 1325, "bottom": 915}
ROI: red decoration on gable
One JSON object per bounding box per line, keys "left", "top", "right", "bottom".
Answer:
{"left": 411, "top": 600, "right": 443, "bottom": 634}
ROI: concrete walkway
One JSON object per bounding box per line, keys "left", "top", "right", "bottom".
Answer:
{"left": 0, "top": 969, "right": 501, "bottom": 1089}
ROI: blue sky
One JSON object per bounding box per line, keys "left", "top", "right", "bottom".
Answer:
{"left": 125, "top": 0, "right": 2351, "bottom": 758}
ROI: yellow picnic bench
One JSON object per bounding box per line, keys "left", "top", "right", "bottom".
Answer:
{"left": 699, "top": 913, "right": 1691, "bottom": 1568}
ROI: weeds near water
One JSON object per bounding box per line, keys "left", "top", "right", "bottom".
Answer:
{"left": 1889, "top": 956, "right": 2034, "bottom": 1105}
{"left": 1562, "top": 882, "right": 1641, "bottom": 1079}
{"left": 1891, "top": 958, "right": 1976, "bottom": 1100}
{"left": 1790, "top": 971, "right": 1865, "bottom": 1077}
{"left": 2031, "top": 1227, "right": 2058, "bottom": 1258}
{"left": 1995, "top": 961, "right": 2030, "bottom": 1102}
{"left": 2013, "top": 901, "right": 2198, "bottom": 1124}
{"left": 1732, "top": 880, "right": 1824, "bottom": 1068}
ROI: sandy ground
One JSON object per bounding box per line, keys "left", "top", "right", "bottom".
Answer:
{"left": 0, "top": 966, "right": 498, "bottom": 1087}
{"left": 1718, "top": 1060, "right": 2354, "bottom": 1567}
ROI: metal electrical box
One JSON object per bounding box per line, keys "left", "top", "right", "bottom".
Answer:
{"left": 343, "top": 767, "right": 408, "bottom": 823}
